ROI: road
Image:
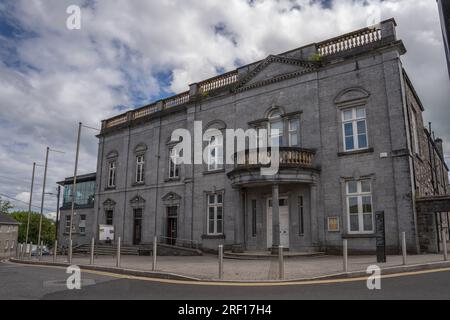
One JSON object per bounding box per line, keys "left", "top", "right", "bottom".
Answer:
{"left": 1, "top": 261, "right": 450, "bottom": 300}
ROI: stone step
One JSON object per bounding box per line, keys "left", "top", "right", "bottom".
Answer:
{"left": 224, "top": 251, "right": 326, "bottom": 260}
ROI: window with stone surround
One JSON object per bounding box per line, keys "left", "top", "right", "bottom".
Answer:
{"left": 346, "top": 180, "right": 374, "bottom": 234}
{"left": 136, "top": 155, "right": 145, "bottom": 183}
{"left": 169, "top": 147, "right": 181, "bottom": 179}
{"left": 206, "top": 135, "right": 223, "bottom": 172}
{"left": 342, "top": 107, "right": 368, "bottom": 152}
{"left": 207, "top": 193, "right": 223, "bottom": 235}
{"left": 107, "top": 160, "right": 116, "bottom": 188}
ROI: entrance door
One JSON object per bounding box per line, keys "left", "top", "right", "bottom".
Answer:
{"left": 267, "top": 198, "right": 289, "bottom": 249}
{"left": 133, "top": 209, "right": 142, "bottom": 245}
{"left": 167, "top": 206, "right": 178, "bottom": 246}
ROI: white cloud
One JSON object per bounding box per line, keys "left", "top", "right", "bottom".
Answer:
{"left": 0, "top": 0, "right": 449, "bottom": 214}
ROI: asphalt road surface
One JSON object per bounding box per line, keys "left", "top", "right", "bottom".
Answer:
{"left": 1, "top": 261, "right": 450, "bottom": 300}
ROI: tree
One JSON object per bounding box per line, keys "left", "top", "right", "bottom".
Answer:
{"left": 9, "top": 211, "right": 56, "bottom": 246}
{"left": 0, "top": 196, "right": 13, "bottom": 214}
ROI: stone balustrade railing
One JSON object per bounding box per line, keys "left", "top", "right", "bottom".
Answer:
{"left": 234, "top": 147, "right": 315, "bottom": 168}
{"left": 198, "top": 71, "right": 238, "bottom": 94}
{"left": 317, "top": 26, "right": 382, "bottom": 56}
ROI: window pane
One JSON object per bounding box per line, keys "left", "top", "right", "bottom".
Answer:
{"left": 209, "top": 221, "right": 215, "bottom": 234}
{"left": 344, "top": 123, "right": 353, "bottom": 136}
{"left": 343, "top": 110, "right": 353, "bottom": 121}
{"left": 217, "top": 194, "right": 223, "bottom": 204}
{"left": 290, "top": 133, "right": 298, "bottom": 146}
{"left": 358, "top": 134, "right": 367, "bottom": 149}
{"left": 289, "top": 119, "right": 299, "bottom": 131}
{"left": 347, "top": 181, "right": 358, "bottom": 194}
{"left": 362, "top": 196, "right": 372, "bottom": 213}
{"left": 348, "top": 197, "right": 358, "bottom": 214}
{"left": 216, "top": 220, "right": 223, "bottom": 234}
{"left": 363, "top": 214, "right": 373, "bottom": 231}
{"left": 345, "top": 137, "right": 354, "bottom": 150}
{"left": 209, "top": 195, "right": 215, "bottom": 204}
{"left": 357, "top": 120, "right": 366, "bottom": 135}
{"left": 350, "top": 214, "right": 359, "bottom": 232}
{"left": 361, "top": 180, "right": 371, "bottom": 193}
{"left": 209, "top": 207, "right": 215, "bottom": 219}
{"left": 217, "top": 206, "right": 223, "bottom": 219}
{"left": 356, "top": 108, "right": 366, "bottom": 118}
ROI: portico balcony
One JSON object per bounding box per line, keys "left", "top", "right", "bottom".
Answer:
{"left": 227, "top": 147, "right": 319, "bottom": 187}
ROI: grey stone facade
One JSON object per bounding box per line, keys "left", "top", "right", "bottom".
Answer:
{"left": 67, "top": 18, "right": 448, "bottom": 255}
{"left": 0, "top": 214, "right": 20, "bottom": 259}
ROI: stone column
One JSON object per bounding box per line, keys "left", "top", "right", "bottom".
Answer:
{"left": 271, "top": 183, "right": 281, "bottom": 255}
{"left": 232, "top": 188, "right": 245, "bottom": 253}
{"left": 310, "top": 183, "right": 319, "bottom": 248}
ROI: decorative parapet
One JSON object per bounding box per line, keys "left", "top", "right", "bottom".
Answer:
{"left": 198, "top": 70, "right": 238, "bottom": 94}
{"left": 233, "top": 147, "right": 315, "bottom": 169}
{"left": 317, "top": 25, "right": 382, "bottom": 57}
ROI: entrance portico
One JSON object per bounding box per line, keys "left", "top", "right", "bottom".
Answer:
{"left": 227, "top": 148, "right": 320, "bottom": 254}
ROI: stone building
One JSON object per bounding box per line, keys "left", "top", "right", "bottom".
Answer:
{"left": 0, "top": 214, "right": 20, "bottom": 259}
{"left": 59, "top": 18, "right": 449, "bottom": 255}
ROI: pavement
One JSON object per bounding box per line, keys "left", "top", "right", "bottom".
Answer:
{"left": 11, "top": 252, "right": 450, "bottom": 281}
{"left": 2, "top": 260, "right": 450, "bottom": 300}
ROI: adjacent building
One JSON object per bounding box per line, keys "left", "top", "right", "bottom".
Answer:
{"left": 0, "top": 214, "right": 20, "bottom": 259}
{"left": 57, "top": 173, "right": 96, "bottom": 248}
{"left": 59, "top": 18, "right": 449, "bottom": 254}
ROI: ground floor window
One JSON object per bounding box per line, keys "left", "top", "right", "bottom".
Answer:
{"left": 106, "top": 210, "right": 113, "bottom": 225}
{"left": 207, "top": 193, "right": 223, "bottom": 235}
{"left": 346, "top": 180, "right": 373, "bottom": 234}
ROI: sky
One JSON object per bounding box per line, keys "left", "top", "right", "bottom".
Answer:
{"left": 0, "top": 0, "right": 449, "bottom": 220}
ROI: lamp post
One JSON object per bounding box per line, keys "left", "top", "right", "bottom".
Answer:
{"left": 36, "top": 147, "right": 49, "bottom": 258}
{"left": 24, "top": 162, "right": 36, "bottom": 253}
{"left": 68, "top": 122, "right": 82, "bottom": 264}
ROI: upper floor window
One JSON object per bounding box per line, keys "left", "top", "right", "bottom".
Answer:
{"left": 268, "top": 110, "right": 284, "bottom": 147}
{"left": 108, "top": 161, "right": 116, "bottom": 188}
{"left": 342, "top": 107, "right": 368, "bottom": 152}
{"left": 136, "top": 155, "right": 145, "bottom": 183}
{"left": 64, "top": 215, "right": 71, "bottom": 234}
{"left": 106, "top": 210, "right": 114, "bottom": 225}
{"left": 288, "top": 119, "right": 300, "bottom": 147}
{"left": 207, "top": 135, "right": 223, "bottom": 171}
{"left": 346, "top": 180, "right": 373, "bottom": 234}
{"left": 169, "top": 147, "right": 182, "bottom": 179}
{"left": 207, "top": 193, "right": 223, "bottom": 235}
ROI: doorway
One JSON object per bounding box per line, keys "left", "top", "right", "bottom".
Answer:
{"left": 267, "top": 197, "right": 289, "bottom": 249}
{"left": 133, "top": 208, "right": 142, "bottom": 245}
{"left": 167, "top": 206, "right": 178, "bottom": 246}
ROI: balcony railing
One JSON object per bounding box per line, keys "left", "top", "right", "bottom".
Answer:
{"left": 198, "top": 70, "right": 238, "bottom": 94}
{"left": 233, "top": 147, "right": 315, "bottom": 169}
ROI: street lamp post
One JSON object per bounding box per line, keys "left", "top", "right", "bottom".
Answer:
{"left": 68, "top": 122, "right": 82, "bottom": 264}
{"left": 37, "top": 147, "right": 49, "bottom": 258}
{"left": 24, "top": 162, "right": 36, "bottom": 257}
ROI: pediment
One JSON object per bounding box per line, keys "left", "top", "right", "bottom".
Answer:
{"left": 235, "top": 55, "right": 318, "bottom": 92}
{"left": 103, "top": 199, "right": 116, "bottom": 209}
{"left": 162, "top": 192, "right": 182, "bottom": 202}
{"left": 334, "top": 87, "right": 370, "bottom": 105}
{"left": 130, "top": 195, "right": 146, "bottom": 207}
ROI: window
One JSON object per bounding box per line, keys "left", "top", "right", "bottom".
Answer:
{"left": 106, "top": 210, "right": 113, "bottom": 226}
{"left": 410, "top": 110, "right": 420, "bottom": 154}
{"left": 342, "top": 107, "right": 368, "bottom": 151}
{"left": 298, "top": 196, "right": 304, "bottom": 235}
{"left": 346, "top": 180, "right": 374, "bottom": 234}
{"left": 169, "top": 147, "right": 181, "bottom": 179}
{"left": 207, "top": 135, "right": 223, "bottom": 171}
{"left": 289, "top": 119, "right": 300, "bottom": 147}
{"left": 5, "top": 240, "right": 9, "bottom": 250}
{"left": 269, "top": 110, "right": 284, "bottom": 147}
{"left": 207, "top": 193, "right": 223, "bottom": 235}
{"left": 11, "top": 240, "right": 15, "bottom": 249}
{"left": 65, "top": 215, "right": 71, "bottom": 234}
{"left": 108, "top": 161, "right": 116, "bottom": 188}
{"left": 79, "top": 215, "right": 86, "bottom": 235}
{"left": 252, "top": 200, "right": 257, "bottom": 237}
{"left": 136, "top": 155, "right": 145, "bottom": 183}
